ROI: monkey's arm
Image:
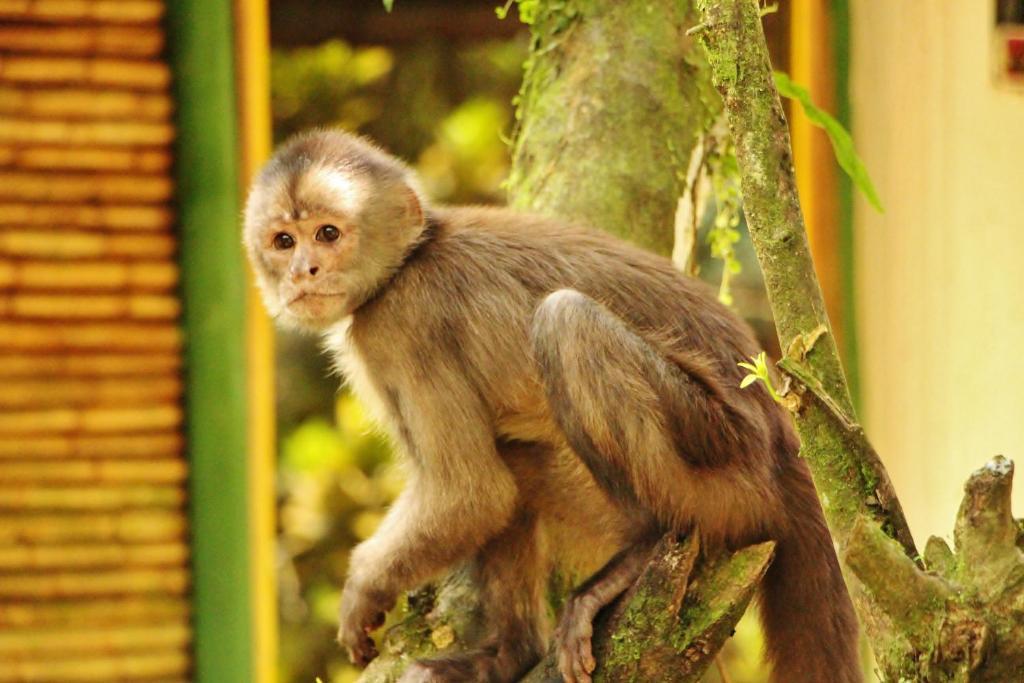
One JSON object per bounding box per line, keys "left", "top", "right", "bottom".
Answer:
{"left": 338, "top": 368, "right": 519, "bottom": 665}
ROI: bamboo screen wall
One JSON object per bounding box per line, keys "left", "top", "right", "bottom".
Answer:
{"left": 0, "top": 1, "right": 192, "bottom": 680}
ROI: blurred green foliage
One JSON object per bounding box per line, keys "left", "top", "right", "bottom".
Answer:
{"left": 278, "top": 396, "right": 400, "bottom": 683}
{"left": 271, "top": 37, "right": 526, "bottom": 204}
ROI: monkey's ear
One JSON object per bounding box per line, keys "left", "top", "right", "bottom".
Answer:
{"left": 403, "top": 184, "right": 424, "bottom": 229}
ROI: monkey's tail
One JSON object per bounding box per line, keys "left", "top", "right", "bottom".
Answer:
{"left": 758, "top": 454, "right": 862, "bottom": 683}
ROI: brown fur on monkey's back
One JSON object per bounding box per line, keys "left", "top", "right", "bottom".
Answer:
{"left": 347, "top": 205, "right": 791, "bottom": 559}
{"left": 368, "top": 204, "right": 770, "bottom": 374}
{"left": 349, "top": 203, "right": 788, "bottom": 455}
{"left": 355, "top": 204, "right": 778, "bottom": 429}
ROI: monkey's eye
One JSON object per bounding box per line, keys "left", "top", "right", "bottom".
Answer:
{"left": 315, "top": 224, "right": 340, "bottom": 242}
{"left": 272, "top": 232, "right": 295, "bottom": 250}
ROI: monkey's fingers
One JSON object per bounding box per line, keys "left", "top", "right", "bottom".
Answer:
{"left": 365, "top": 611, "right": 386, "bottom": 631}
{"left": 338, "top": 627, "right": 379, "bottom": 668}
{"left": 347, "top": 637, "right": 379, "bottom": 668}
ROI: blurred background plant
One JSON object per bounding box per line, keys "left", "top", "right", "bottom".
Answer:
{"left": 269, "top": 13, "right": 771, "bottom": 683}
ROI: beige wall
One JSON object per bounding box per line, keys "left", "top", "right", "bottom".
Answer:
{"left": 852, "top": 2, "right": 1024, "bottom": 544}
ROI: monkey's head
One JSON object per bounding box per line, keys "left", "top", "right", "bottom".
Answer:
{"left": 243, "top": 129, "right": 426, "bottom": 331}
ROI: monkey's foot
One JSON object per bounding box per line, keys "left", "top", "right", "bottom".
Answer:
{"left": 396, "top": 661, "right": 449, "bottom": 683}
{"left": 396, "top": 657, "right": 478, "bottom": 683}
{"left": 397, "top": 644, "right": 540, "bottom": 683}
{"left": 554, "top": 599, "right": 598, "bottom": 683}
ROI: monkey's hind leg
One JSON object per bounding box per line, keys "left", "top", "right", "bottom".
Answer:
{"left": 531, "top": 289, "right": 773, "bottom": 680}
{"left": 530, "top": 288, "right": 768, "bottom": 525}
{"left": 399, "top": 511, "right": 548, "bottom": 683}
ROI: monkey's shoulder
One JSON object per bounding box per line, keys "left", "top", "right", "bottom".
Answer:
{"left": 426, "top": 206, "right": 745, "bottom": 332}
{"left": 430, "top": 205, "right": 635, "bottom": 251}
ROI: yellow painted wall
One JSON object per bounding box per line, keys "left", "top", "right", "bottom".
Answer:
{"left": 852, "top": 2, "right": 1024, "bottom": 544}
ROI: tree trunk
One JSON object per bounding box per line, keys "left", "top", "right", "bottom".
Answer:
{"left": 507, "top": 0, "right": 718, "bottom": 255}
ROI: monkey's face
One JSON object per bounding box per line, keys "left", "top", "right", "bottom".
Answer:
{"left": 244, "top": 152, "right": 424, "bottom": 332}
{"left": 249, "top": 210, "right": 361, "bottom": 330}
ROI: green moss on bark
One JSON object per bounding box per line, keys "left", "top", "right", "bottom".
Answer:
{"left": 508, "top": 0, "right": 719, "bottom": 255}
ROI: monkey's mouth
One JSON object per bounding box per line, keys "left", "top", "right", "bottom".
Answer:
{"left": 287, "top": 291, "right": 345, "bottom": 305}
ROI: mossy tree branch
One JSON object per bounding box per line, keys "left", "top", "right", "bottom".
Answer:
{"left": 521, "top": 537, "right": 775, "bottom": 683}
{"left": 693, "top": 0, "right": 914, "bottom": 556}
{"left": 695, "top": 0, "right": 1024, "bottom": 679}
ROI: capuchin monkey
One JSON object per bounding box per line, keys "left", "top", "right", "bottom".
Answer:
{"left": 243, "top": 129, "right": 861, "bottom": 683}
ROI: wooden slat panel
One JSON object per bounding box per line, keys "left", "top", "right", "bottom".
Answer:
{"left": 0, "top": 567, "right": 188, "bottom": 598}
{"left": 0, "top": 376, "right": 181, "bottom": 407}
{"left": 0, "top": 458, "right": 187, "bottom": 483}
{"left": 0, "top": 484, "right": 185, "bottom": 510}
{"left": 0, "top": 171, "right": 173, "bottom": 203}
{"left": 0, "top": 25, "right": 164, "bottom": 57}
{"left": 0, "top": 510, "right": 186, "bottom": 543}
{"left": 0, "top": 596, "right": 189, "bottom": 628}
{"left": 0, "top": 55, "right": 170, "bottom": 89}
{"left": 0, "top": 88, "right": 171, "bottom": 121}
{"left": 0, "top": 1, "right": 165, "bottom": 25}
{"left": 0, "top": 117, "right": 173, "bottom": 146}
{"left": 0, "top": 3, "right": 195, "bottom": 678}
{"left": 0, "top": 323, "right": 181, "bottom": 352}
{"left": 0, "top": 649, "right": 189, "bottom": 682}
{"left": 0, "top": 622, "right": 190, "bottom": 656}
{"left": 0, "top": 541, "right": 187, "bottom": 570}
{"left": 0, "top": 145, "right": 172, "bottom": 172}
{"left": 0, "top": 260, "right": 178, "bottom": 291}
{"left": 0, "top": 202, "right": 173, "bottom": 230}
{"left": 0, "top": 405, "right": 182, "bottom": 434}
{"left": 0, "top": 232, "right": 175, "bottom": 259}
{"left": 0, "top": 353, "right": 181, "bottom": 377}
{"left": 0, "top": 293, "right": 180, "bottom": 319}
{"left": 0, "top": 433, "right": 183, "bottom": 459}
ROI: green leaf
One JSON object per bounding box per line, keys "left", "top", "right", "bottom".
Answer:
{"left": 740, "top": 375, "right": 758, "bottom": 389}
{"left": 382, "top": 0, "right": 394, "bottom": 11}
{"left": 773, "top": 71, "right": 884, "bottom": 213}
{"left": 737, "top": 362, "right": 757, "bottom": 372}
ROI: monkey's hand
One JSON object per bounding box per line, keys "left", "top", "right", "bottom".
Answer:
{"left": 337, "top": 578, "right": 391, "bottom": 667}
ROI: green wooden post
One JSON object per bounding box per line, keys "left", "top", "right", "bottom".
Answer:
{"left": 165, "top": 1, "right": 253, "bottom": 681}
{"left": 828, "top": 0, "right": 861, "bottom": 413}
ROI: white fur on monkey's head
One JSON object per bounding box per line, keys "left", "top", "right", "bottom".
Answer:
{"left": 242, "top": 129, "right": 427, "bottom": 331}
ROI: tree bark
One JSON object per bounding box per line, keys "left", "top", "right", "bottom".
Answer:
{"left": 507, "top": 0, "right": 719, "bottom": 256}
{"left": 695, "top": 1, "right": 1024, "bottom": 679}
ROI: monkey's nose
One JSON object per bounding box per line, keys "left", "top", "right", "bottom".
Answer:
{"left": 309, "top": 266, "right": 319, "bottom": 276}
